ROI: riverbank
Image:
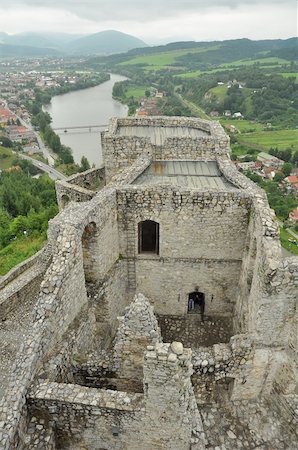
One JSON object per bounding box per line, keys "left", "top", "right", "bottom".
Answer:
{"left": 27, "top": 72, "right": 114, "bottom": 173}
{"left": 44, "top": 73, "right": 128, "bottom": 167}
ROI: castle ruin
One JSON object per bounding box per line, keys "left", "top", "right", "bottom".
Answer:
{"left": 0, "top": 116, "right": 297, "bottom": 449}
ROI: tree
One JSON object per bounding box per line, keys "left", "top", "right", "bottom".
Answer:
{"left": 50, "top": 134, "right": 61, "bottom": 153}
{"left": 282, "top": 148, "right": 293, "bottom": 163}
{"left": 273, "top": 172, "right": 284, "bottom": 183}
{"left": 0, "top": 136, "right": 13, "bottom": 147}
{"left": 282, "top": 162, "right": 293, "bottom": 177}
{"left": 80, "top": 156, "right": 90, "bottom": 172}
{"left": 292, "top": 150, "right": 298, "bottom": 166}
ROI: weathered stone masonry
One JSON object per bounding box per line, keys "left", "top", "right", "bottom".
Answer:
{"left": 0, "top": 116, "right": 297, "bottom": 450}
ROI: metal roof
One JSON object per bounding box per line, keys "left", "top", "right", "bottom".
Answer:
{"left": 117, "top": 125, "right": 209, "bottom": 146}
{"left": 133, "top": 161, "right": 237, "bottom": 190}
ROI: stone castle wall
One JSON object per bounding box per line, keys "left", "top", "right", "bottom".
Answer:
{"left": 216, "top": 156, "right": 298, "bottom": 349}
{"left": 0, "top": 247, "right": 51, "bottom": 319}
{"left": 102, "top": 116, "right": 230, "bottom": 181}
{"left": 55, "top": 167, "right": 105, "bottom": 209}
{"left": 233, "top": 188, "right": 297, "bottom": 347}
{"left": 26, "top": 342, "right": 201, "bottom": 450}
{"left": 0, "top": 189, "right": 128, "bottom": 449}
{"left": 0, "top": 116, "right": 297, "bottom": 449}
{"left": 117, "top": 187, "right": 251, "bottom": 316}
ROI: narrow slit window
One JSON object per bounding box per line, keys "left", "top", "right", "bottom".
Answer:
{"left": 138, "top": 220, "right": 159, "bottom": 254}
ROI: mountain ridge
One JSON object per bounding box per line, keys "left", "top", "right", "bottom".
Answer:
{"left": 0, "top": 30, "right": 148, "bottom": 57}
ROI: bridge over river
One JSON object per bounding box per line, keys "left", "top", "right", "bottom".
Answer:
{"left": 52, "top": 124, "right": 108, "bottom": 134}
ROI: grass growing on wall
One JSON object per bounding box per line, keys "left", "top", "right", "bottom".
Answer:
{"left": 0, "top": 235, "right": 45, "bottom": 275}
{"left": 279, "top": 228, "right": 298, "bottom": 255}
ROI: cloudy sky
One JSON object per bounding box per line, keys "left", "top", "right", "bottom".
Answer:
{"left": 0, "top": 0, "right": 296, "bottom": 43}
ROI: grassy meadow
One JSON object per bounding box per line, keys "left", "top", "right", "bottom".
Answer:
{"left": 218, "top": 56, "right": 291, "bottom": 69}
{"left": 238, "top": 129, "right": 298, "bottom": 153}
{"left": 124, "top": 86, "right": 148, "bottom": 98}
{"left": 119, "top": 46, "right": 219, "bottom": 70}
{"left": 0, "top": 146, "right": 15, "bottom": 169}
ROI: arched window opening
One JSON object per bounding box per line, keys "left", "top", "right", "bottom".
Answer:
{"left": 138, "top": 220, "right": 159, "bottom": 254}
{"left": 61, "top": 194, "right": 70, "bottom": 209}
{"left": 82, "top": 221, "right": 97, "bottom": 283}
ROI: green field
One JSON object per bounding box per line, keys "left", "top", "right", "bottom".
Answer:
{"left": 0, "top": 146, "right": 15, "bottom": 169}
{"left": 276, "top": 72, "right": 298, "bottom": 81}
{"left": 175, "top": 71, "right": 203, "bottom": 78}
{"left": 238, "top": 129, "right": 298, "bottom": 152}
{"left": 0, "top": 235, "right": 45, "bottom": 275}
{"left": 219, "top": 119, "right": 264, "bottom": 133}
{"left": 124, "top": 86, "right": 148, "bottom": 98}
{"left": 208, "top": 85, "right": 228, "bottom": 101}
{"left": 219, "top": 56, "right": 291, "bottom": 69}
{"left": 119, "top": 46, "right": 219, "bottom": 70}
{"left": 219, "top": 119, "right": 298, "bottom": 154}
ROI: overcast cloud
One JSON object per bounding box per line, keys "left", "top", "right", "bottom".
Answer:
{"left": 0, "top": 0, "right": 296, "bottom": 43}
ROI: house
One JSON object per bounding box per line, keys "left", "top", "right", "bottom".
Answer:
{"left": 284, "top": 175, "right": 298, "bottom": 197}
{"left": 210, "top": 111, "right": 219, "bottom": 117}
{"left": 232, "top": 112, "right": 244, "bottom": 119}
{"left": 0, "top": 107, "right": 15, "bottom": 124}
{"left": 7, "top": 126, "right": 35, "bottom": 142}
{"left": 136, "top": 110, "right": 149, "bottom": 116}
{"left": 289, "top": 207, "right": 298, "bottom": 222}
{"left": 263, "top": 167, "right": 276, "bottom": 180}
{"left": 257, "top": 152, "right": 284, "bottom": 169}
{"left": 237, "top": 161, "right": 256, "bottom": 171}
{"left": 285, "top": 175, "right": 298, "bottom": 184}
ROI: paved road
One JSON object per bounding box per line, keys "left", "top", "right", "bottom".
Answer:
{"left": 4, "top": 101, "right": 57, "bottom": 166}
{"left": 18, "top": 153, "right": 67, "bottom": 181}
{"left": 4, "top": 102, "right": 66, "bottom": 180}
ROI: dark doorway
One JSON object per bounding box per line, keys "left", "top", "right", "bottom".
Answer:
{"left": 138, "top": 220, "right": 159, "bottom": 254}
{"left": 188, "top": 290, "right": 205, "bottom": 320}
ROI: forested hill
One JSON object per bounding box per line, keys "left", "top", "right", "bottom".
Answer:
{"left": 89, "top": 37, "right": 298, "bottom": 67}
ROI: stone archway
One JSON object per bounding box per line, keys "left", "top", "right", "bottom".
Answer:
{"left": 61, "top": 194, "right": 70, "bottom": 209}
{"left": 81, "top": 221, "right": 98, "bottom": 283}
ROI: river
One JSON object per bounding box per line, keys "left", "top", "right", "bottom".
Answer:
{"left": 44, "top": 73, "right": 128, "bottom": 167}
